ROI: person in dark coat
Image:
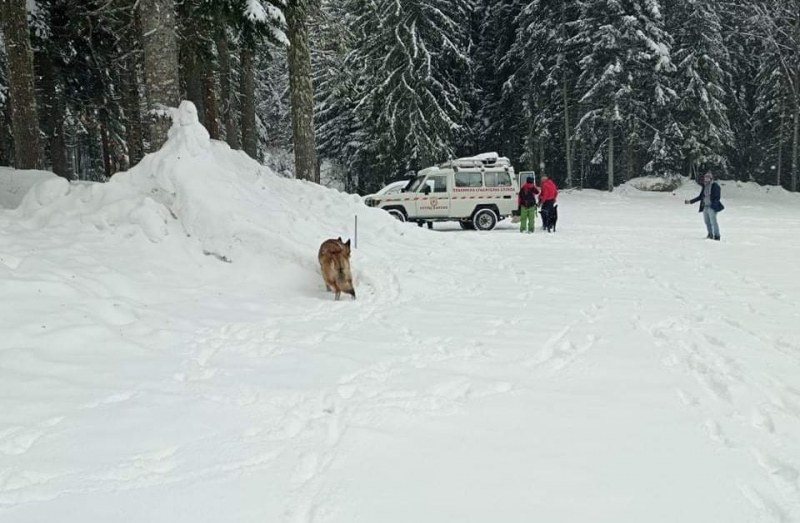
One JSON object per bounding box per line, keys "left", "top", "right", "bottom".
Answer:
{"left": 518, "top": 175, "right": 540, "bottom": 233}
{"left": 685, "top": 172, "right": 725, "bottom": 240}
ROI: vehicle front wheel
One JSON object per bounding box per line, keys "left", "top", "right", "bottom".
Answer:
{"left": 472, "top": 209, "right": 498, "bottom": 231}
{"left": 459, "top": 220, "right": 474, "bottom": 230}
{"left": 387, "top": 209, "right": 406, "bottom": 222}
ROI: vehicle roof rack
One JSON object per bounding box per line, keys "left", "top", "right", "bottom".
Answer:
{"left": 438, "top": 152, "right": 512, "bottom": 170}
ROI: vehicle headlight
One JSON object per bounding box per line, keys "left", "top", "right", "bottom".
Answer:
{"left": 365, "top": 198, "right": 377, "bottom": 207}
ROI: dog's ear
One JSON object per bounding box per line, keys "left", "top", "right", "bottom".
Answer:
{"left": 337, "top": 236, "right": 342, "bottom": 242}
{"left": 345, "top": 239, "right": 351, "bottom": 247}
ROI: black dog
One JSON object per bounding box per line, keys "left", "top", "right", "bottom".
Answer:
{"left": 540, "top": 202, "right": 558, "bottom": 232}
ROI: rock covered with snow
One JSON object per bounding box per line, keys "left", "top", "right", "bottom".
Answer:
{"left": 627, "top": 175, "right": 685, "bottom": 192}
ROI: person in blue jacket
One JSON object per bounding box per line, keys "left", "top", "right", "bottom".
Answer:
{"left": 685, "top": 172, "right": 725, "bottom": 240}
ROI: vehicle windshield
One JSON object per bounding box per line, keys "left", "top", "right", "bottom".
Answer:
{"left": 406, "top": 174, "right": 428, "bottom": 193}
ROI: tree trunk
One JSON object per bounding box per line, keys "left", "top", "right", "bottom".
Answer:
{"left": 217, "top": 30, "right": 239, "bottom": 149}
{"left": 538, "top": 139, "right": 545, "bottom": 178}
{"left": 122, "top": 54, "right": 145, "bottom": 167}
{"left": 775, "top": 103, "right": 784, "bottom": 186}
{"left": 625, "top": 134, "right": 633, "bottom": 181}
{"left": 100, "top": 110, "right": 113, "bottom": 178}
{"left": 560, "top": 1, "right": 573, "bottom": 188}
{"left": 240, "top": 46, "right": 257, "bottom": 158}
{"left": 563, "top": 80, "right": 573, "bottom": 188}
{"left": 38, "top": 53, "right": 71, "bottom": 179}
{"left": 0, "top": 103, "right": 12, "bottom": 165}
{"left": 792, "top": 92, "right": 799, "bottom": 192}
{"left": 607, "top": 119, "right": 614, "bottom": 192}
{"left": 286, "top": 0, "right": 319, "bottom": 182}
{"left": 138, "top": 0, "right": 180, "bottom": 151}
{"left": 203, "top": 71, "right": 220, "bottom": 140}
{"left": 180, "top": 50, "right": 205, "bottom": 126}
{"left": 1, "top": 0, "right": 41, "bottom": 169}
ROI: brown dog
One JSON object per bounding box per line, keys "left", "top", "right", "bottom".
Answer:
{"left": 318, "top": 237, "right": 356, "bottom": 300}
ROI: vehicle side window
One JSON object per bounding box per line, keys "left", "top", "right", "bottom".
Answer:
{"left": 484, "top": 172, "right": 512, "bottom": 187}
{"left": 454, "top": 172, "right": 482, "bottom": 188}
{"left": 429, "top": 175, "right": 448, "bottom": 193}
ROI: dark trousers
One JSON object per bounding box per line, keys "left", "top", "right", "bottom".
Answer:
{"left": 540, "top": 200, "right": 556, "bottom": 231}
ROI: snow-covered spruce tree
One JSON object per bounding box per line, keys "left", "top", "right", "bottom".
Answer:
{"left": 256, "top": 42, "right": 291, "bottom": 152}
{"left": 1, "top": 0, "right": 41, "bottom": 169}
{"left": 472, "top": 0, "right": 527, "bottom": 166}
{"left": 502, "top": 0, "right": 581, "bottom": 184}
{"left": 346, "top": 0, "right": 474, "bottom": 188}
{"left": 574, "top": 0, "right": 675, "bottom": 190}
{"left": 31, "top": 0, "right": 140, "bottom": 179}
{"left": 666, "top": 0, "right": 733, "bottom": 179}
{"left": 238, "top": 1, "right": 285, "bottom": 159}
{"left": 313, "top": 0, "right": 365, "bottom": 191}
{"left": 750, "top": 0, "right": 800, "bottom": 192}
{"left": 719, "top": 0, "right": 766, "bottom": 182}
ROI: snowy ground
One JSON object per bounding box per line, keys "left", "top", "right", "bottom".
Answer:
{"left": 2, "top": 108, "right": 800, "bottom": 522}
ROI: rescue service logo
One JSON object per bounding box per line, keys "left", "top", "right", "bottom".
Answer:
{"left": 420, "top": 197, "right": 448, "bottom": 211}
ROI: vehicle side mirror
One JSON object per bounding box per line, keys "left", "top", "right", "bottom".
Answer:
{"left": 422, "top": 185, "right": 431, "bottom": 195}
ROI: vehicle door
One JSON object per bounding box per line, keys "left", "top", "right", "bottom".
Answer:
{"left": 484, "top": 170, "right": 517, "bottom": 215}
{"left": 415, "top": 174, "right": 451, "bottom": 218}
{"left": 451, "top": 170, "right": 483, "bottom": 217}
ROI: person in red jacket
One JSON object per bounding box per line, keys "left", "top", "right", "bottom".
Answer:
{"left": 517, "top": 175, "right": 540, "bottom": 233}
{"left": 539, "top": 175, "right": 558, "bottom": 232}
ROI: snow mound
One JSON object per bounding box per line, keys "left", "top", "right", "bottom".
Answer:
{"left": 12, "top": 101, "right": 407, "bottom": 290}
{"left": 0, "top": 167, "right": 58, "bottom": 209}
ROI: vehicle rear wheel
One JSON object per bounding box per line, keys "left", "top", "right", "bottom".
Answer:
{"left": 387, "top": 209, "right": 406, "bottom": 222}
{"left": 459, "top": 220, "right": 474, "bottom": 230}
{"left": 473, "top": 209, "right": 498, "bottom": 231}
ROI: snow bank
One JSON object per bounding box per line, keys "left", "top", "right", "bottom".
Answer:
{"left": 0, "top": 167, "right": 57, "bottom": 209}
{"left": 11, "top": 101, "right": 407, "bottom": 291}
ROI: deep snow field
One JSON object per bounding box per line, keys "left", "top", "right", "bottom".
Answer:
{"left": 2, "top": 103, "right": 800, "bottom": 523}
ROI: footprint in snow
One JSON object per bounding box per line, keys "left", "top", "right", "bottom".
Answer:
{"left": 752, "top": 407, "right": 776, "bottom": 434}
{"left": 675, "top": 388, "right": 699, "bottom": 407}
{"left": 0, "top": 417, "right": 64, "bottom": 456}
{"left": 704, "top": 419, "right": 730, "bottom": 446}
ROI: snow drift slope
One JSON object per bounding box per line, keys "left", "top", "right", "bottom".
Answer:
{"left": 0, "top": 167, "right": 56, "bottom": 209}
{"left": 2, "top": 104, "right": 800, "bottom": 523}
{"left": 10, "top": 101, "right": 423, "bottom": 295}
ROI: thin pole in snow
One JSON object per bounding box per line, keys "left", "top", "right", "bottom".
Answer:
{"left": 354, "top": 215, "right": 358, "bottom": 249}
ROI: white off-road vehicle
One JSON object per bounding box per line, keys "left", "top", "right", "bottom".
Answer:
{"left": 364, "top": 153, "right": 518, "bottom": 231}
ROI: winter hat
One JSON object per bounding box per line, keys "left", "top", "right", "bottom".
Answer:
{"left": 526, "top": 176, "right": 534, "bottom": 183}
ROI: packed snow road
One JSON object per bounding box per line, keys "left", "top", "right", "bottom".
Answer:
{"left": 2, "top": 155, "right": 800, "bottom": 520}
